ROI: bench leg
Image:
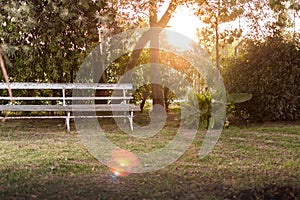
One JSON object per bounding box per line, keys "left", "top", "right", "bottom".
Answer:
{"left": 128, "top": 111, "right": 134, "bottom": 132}
{"left": 66, "top": 112, "right": 71, "bottom": 132}
{"left": 123, "top": 111, "right": 127, "bottom": 124}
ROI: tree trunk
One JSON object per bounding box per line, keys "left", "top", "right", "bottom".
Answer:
{"left": 0, "top": 48, "right": 12, "bottom": 103}
{"left": 150, "top": 0, "right": 165, "bottom": 112}
{"left": 140, "top": 84, "right": 150, "bottom": 112}
{"left": 164, "top": 86, "right": 170, "bottom": 111}
{"left": 93, "top": 47, "right": 109, "bottom": 104}
{"left": 215, "top": 0, "right": 221, "bottom": 71}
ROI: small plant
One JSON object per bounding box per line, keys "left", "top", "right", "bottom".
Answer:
{"left": 181, "top": 91, "right": 252, "bottom": 128}
{"left": 181, "top": 92, "right": 211, "bottom": 128}
{"left": 226, "top": 92, "right": 253, "bottom": 114}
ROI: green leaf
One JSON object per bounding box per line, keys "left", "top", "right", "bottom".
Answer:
{"left": 228, "top": 93, "right": 252, "bottom": 103}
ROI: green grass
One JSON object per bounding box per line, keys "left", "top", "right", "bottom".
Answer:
{"left": 0, "top": 115, "right": 299, "bottom": 199}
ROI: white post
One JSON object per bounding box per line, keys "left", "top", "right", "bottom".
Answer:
{"left": 62, "top": 88, "right": 66, "bottom": 106}
{"left": 123, "top": 89, "right": 126, "bottom": 104}
{"left": 129, "top": 110, "right": 134, "bottom": 131}
{"left": 66, "top": 112, "right": 71, "bottom": 132}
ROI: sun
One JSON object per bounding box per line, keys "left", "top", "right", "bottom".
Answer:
{"left": 167, "top": 6, "right": 203, "bottom": 40}
{"left": 162, "top": 5, "right": 204, "bottom": 50}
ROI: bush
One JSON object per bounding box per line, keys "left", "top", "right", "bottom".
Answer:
{"left": 181, "top": 91, "right": 252, "bottom": 128}
{"left": 181, "top": 92, "right": 211, "bottom": 128}
{"left": 222, "top": 35, "right": 300, "bottom": 121}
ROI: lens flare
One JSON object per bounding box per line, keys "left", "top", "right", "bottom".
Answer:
{"left": 109, "top": 149, "right": 140, "bottom": 177}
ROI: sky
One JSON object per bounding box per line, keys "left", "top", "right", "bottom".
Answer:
{"left": 161, "top": 1, "right": 300, "bottom": 41}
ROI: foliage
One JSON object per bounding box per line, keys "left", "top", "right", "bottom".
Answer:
{"left": 0, "top": 0, "right": 120, "bottom": 83}
{"left": 222, "top": 35, "right": 300, "bottom": 121}
{"left": 181, "top": 91, "right": 252, "bottom": 128}
{"left": 0, "top": 0, "right": 125, "bottom": 107}
{"left": 196, "top": 0, "right": 300, "bottom": 60}
{"left": 127, "top": 48, "right": 198, "bottom": 111}
{"left": 181, "top": 91, "right": 211, "bottom": 128}
{"left": 226, "top": 92, "right": 253, "bottom": 115}
{"left": 195, "top": 0, "right": 245, "bottom": 70}
{"left": 195, "top": 0, "right": 244, "bottom": 50}
{"left": 130, "top": 58, "right": 188, "bottom": 111}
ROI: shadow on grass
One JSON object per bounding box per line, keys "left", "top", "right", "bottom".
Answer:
{"left": 1, "top": 170, "right": 299, "bottom": 200}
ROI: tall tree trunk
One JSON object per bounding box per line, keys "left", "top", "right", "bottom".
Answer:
{"left": 0, "top": 48, "right": 12, "bottom": 103}
{"left": 140, "top": 84, "right": 150, "bottom": 112}
{"left": 164, "top": 86, "right": 170, "bottom": 111}
{"left": 0, "top": 48, "right": 13, "bottom": 120}
{"left": 150, "top": 0, "right": 165, "bottom": 111}
{"left": 93, "top": 44, "right": 108, "bottom": 104}
{"left": 215, "top": 0, "right": 221, "bottom": 71}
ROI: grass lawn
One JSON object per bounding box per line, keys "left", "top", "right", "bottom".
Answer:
{"left": 0, "top": 112, "right": 299, "bottom": 200}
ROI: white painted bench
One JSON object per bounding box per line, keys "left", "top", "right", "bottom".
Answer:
{"left": 0, "top": 82, "right": 140, "bottom": 132}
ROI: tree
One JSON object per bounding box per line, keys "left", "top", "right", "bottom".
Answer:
{"left": 122, "top": 0, "right": 178, "bottom": 111}
{"left": 0, "top": 0, "right": 119, "bottom": 83}
{"left": 195, "top": 0, "right": 244, "bottom": 70}
{"left": 121, "top": 0, "right": 208, "bottom": 110}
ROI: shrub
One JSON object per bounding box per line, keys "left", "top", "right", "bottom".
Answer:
{"left": 181, "top": 91, "right": 252, "bottom": 128}
{"left": 181, "top": 92, "right": 211, "bottom": 128}
{"left": 222, "top": 35, "right": 300, "bottom": 121}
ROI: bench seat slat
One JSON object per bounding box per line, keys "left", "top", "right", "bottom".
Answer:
{"left": 0, "top": 115, "right": 134, "bottom": 120}
{"left": 0, "top": 82, "right": 133, "bottom": 90}
{"left": 0, "top": 97, "right": 133, "bottom": 101}
{"left": 0, "top": 104, "right": 140, "bottom": 112}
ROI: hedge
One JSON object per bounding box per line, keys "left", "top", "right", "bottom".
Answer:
{"left": 222, "top": 35, "right": 300, "bottom": 121}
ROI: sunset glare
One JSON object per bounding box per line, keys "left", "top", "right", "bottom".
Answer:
{"left": 167, "top": 5, "right": 203, "bottom": 40}
{"left": 163, "top": 5, "right": 203, "bottom": 49}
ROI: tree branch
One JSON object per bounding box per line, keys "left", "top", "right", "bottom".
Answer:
{"left": 156, "top": 0, "right": 177, "bottom": 27}
{"left": 125, "top": 0, "right": 178, "bottom": 72}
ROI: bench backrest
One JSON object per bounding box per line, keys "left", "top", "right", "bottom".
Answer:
{"left": 0, "top": 82, "right": 134, "bottom": 106}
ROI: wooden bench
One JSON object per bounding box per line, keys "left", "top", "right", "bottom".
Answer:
{"left": 0, "top": 82, "right": 140, "bottom": 132}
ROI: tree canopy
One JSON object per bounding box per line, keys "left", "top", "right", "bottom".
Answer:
{"left": 0, "top": 0, "right": 120, "bottom": 82}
